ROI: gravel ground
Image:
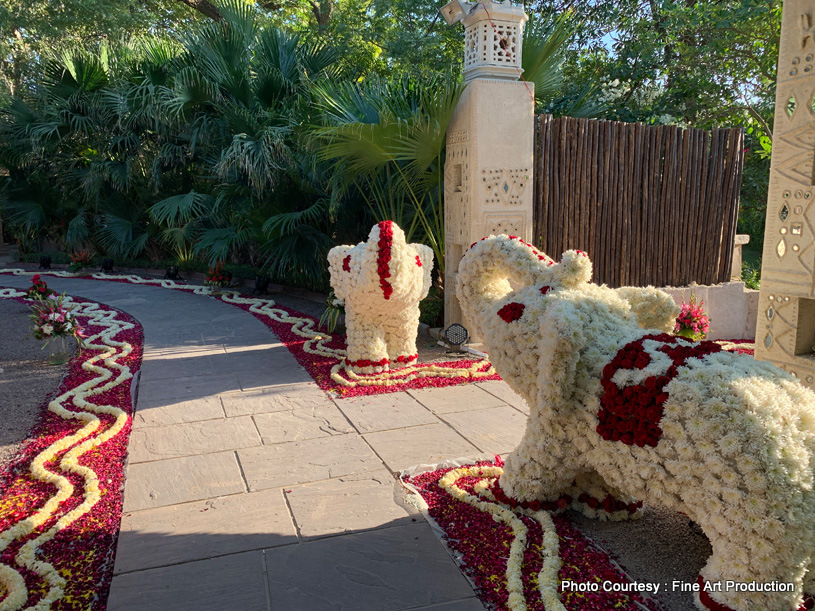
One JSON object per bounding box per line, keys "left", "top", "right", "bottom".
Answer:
{"left": 0, "top": 299, "right": 74, "bottom": 477}
{"left": 570, "top": 505, "right": 710, "bottom": 610}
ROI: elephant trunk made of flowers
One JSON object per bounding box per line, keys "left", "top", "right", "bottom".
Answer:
{"left": 328, "top": 221, "right": 433, "bottom": 374}
{"left": 457, "top": 234, "right": 815, "bottom": 611}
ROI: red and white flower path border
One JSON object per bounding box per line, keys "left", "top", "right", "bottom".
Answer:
{"left": 0, "top": 288, "right": 138, "bottom": 611}
{"left": 0, "top": 269, "right": 498, "bottom": 391}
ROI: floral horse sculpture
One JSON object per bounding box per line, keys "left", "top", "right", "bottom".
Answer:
{"left": 457, "top": 234, "right": 815, "bottom": 611}
{"left": 328, "top": 221, "right": 433, "bottom": 373}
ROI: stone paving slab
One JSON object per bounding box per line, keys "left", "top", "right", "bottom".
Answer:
{"left": 407, "top": 384, "right": 507, "bottom": 415}
{"left": 129, "top": 416, "right": 262, "bottom": 463}
{"left": 440, "top": 405, "right": 527, "bottom": 455}
{"left": 475, "top": 380, "right": 530, "bottom": 413}
{"left": 264, "top": 522, "right": 477, "bottom": 610}
{"left": 237, "top": 362, "right": 313, "bottom": 389}
{"left": 285, "top": 470, "right": 416, "bottom": 540}
{"left": 141, "top": 344, "right": 226, "bottom": 358}
{"left": 0, "top": 274, "right": 491, "bottom": 608}
{"left": 221, "top": 340, "right": 285, "bottom": 354}
{"left": 253, "top": 405, "right": 355, "bottom": 444}
{"left": 138, "top": 354, "right": 218, "bottom": 381}
{"left": 363, "top": 423, "right": 482, "bottom": 471}
{"left": 237, "top": 434, "right": 383, "bottom": 490}
{"left": 412, "top": 599, "right": 485, "bottom": 610}
{"left": 334, "top": 393, "right": 441, "bottom": 433}
{"left": 108, "top": 550, "right": 268, "bottom": 611}
{"left": 137, "top": 372, "right": 241, "bottom": 404}
{"left": 134, "top": 396, "right": 226, "bottom": 428}
{"left": 219, "top": 382, "right": 333, "bottom": 417}
{"left": 114, "top": 489, "right": 297, "bottom": 574}
{"left": 123, "top": 451, "right": 246, "bottom": 512}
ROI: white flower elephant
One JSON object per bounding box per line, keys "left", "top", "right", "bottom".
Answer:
{"left": 328, "top": 221, "right": 433, "bottom": 373}
{"left": 457, "top": 234, "right": 815, "bottom": 611}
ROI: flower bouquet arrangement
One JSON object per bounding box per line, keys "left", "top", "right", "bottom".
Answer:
{"left": 204, "top": 262, "right": 232, "bottom": 290}
{"left": 673, "top": 294, "right": 710, "bottom": 341}
{"left": 68, "top": 249, "right": 94, "bottom": 272}
{"left": 30, "top": 294, "right": 86, "bottom": 363}
{"left": 26, "top": 274, "right": 56, "bottom": 299}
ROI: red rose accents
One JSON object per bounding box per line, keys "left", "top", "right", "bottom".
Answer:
{"left": 597, "top": 333, "right": 723, "bottom": 447}
{"left": 376, "top": 220, "right": 394, "bottom": 300}
{"left": 497, "top": 302, "right": 525, "bottom": 323}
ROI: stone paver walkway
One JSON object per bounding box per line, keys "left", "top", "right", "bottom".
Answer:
{"left": 0, "top": 275, "right": 531, "bottom": 611}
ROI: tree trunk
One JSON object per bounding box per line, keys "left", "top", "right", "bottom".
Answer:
{"left": 177, "top": 0, "right": 224, "bottom": 21}
{"left": 309, "top": 0, "right": 334, "bottom": 29}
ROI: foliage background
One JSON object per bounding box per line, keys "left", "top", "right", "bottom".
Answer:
{"left": 1, "top": 0, "right": 780, "bottom": 293}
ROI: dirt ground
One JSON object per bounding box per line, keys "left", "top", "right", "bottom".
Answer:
{"left": 0, "top": 299, "right": 73, "bottom": 479}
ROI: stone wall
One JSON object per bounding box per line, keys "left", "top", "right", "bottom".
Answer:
{"left": 660, "top": 282, "right": 759, "bottom": 341}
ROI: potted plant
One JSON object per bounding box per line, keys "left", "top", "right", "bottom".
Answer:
{"left": 204, "top": 262, "right": 232, "bottom": 296}
{"left": 68, "top": 250, "right": 94, "bottom": 273}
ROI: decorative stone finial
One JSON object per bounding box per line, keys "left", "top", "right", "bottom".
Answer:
{"left": 441, "top": 0, "right": 528, "bottom": 81}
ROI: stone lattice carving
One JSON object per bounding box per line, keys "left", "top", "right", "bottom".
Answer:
{"left": 457, "top": 1, "right": 527, "bottom": 81}
{"left": 757, "top": 0, "right": 815, "bottom": 388}
{"left": 459, "top": 235, "right": 815, "bottom": 611}
{"left": 481, "top": 168, "right": 530, "bottom": 205}
{"left": 327, "top": 221, "right": 433, "bottom": 373}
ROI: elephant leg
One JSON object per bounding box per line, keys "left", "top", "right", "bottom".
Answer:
{"left": 499, "top": 437, "right": 580, "bottom": 504}
{"left": 383, "top": 306, "right": 420, "bottom": 366}
{"left": 693, "top": 523, "right": 807, "bottom": 610}
{"left": 345, "top": 309, "right": 389, "bottom": 373}
{"left": 563, "top": 471, "right": 643, "bottom": 521}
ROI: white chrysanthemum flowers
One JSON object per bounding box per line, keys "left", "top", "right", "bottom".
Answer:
{"left": 457, "top": 234, "right": 815, "bottom": 611}
{"left": 328, "top": 221, "right": 433, "bottom": 374}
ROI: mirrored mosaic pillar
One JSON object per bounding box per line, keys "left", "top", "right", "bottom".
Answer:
{"left": 756, "top": 0, "right": 815, "bottom": 387}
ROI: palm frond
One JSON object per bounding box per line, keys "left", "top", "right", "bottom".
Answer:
{"left": 522, "top": 11, "right": 579, "bottom": 102}
{"left": 149, "top": 190, "right": 215, "bottom": 224}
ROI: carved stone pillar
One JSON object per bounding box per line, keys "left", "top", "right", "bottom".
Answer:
{"left": 755, "top": 0, "right": 815, "bottom": 388}
{"left": 441, "top": 1, "right": 535, "bottom": 337}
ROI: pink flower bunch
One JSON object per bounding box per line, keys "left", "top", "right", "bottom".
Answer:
{"left": 29, "top": 293, "right": 86, "bottom": 344}
{"left": 674, "top": 295, "right": 710, "bottom": 341}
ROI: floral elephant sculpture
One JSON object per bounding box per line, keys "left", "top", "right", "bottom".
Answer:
{"left": 457, "top": 234, "right": 815, "bottom": 611}
{"left": 328, "top": 221, "right": 433, "bottom": 373}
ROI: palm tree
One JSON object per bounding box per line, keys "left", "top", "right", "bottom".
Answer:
{"left": 310, "top": 10, "right": 600, "bottom": 296}
{"left": 311, "top": 74, "right": 464, "bottom": 286}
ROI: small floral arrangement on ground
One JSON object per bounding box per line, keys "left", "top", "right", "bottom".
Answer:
{"left": 674, "top": 294, "right": 710, "bottom": 341}
{"left": 204, "top": 262, "right": 232, "bottom": 288}
{"left": 25, "top": 274, "right": 55, "bottom": 300}
{"left": 29, "top": 293, "right": 85, "bottom": 347}
{"left": 67, "top": 250, "right": 94, "bottom": 273}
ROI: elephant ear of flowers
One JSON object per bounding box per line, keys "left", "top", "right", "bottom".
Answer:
{"left": 327, "top": 221, "right": 434, "bottom": 374}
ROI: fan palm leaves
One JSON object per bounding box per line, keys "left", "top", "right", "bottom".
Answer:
{"left": 522, "top": 11, "right": 606, "bottom": 118}
{"left": 312, "top": 74, "right": 464, "bottom": 276}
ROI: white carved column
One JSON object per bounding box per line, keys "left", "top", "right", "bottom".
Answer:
{"left": 755, "top": 0, "right": 815, "bottom": 388}
{"left": 441, "top": 0, "right": 535, "bottom": 336}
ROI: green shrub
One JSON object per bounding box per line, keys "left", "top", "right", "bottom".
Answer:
{"left": 419, "top": 287, "right": 444, "bottom": 327}
{"left": 742, "top": 261, "right": 761, "bottom": 290}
